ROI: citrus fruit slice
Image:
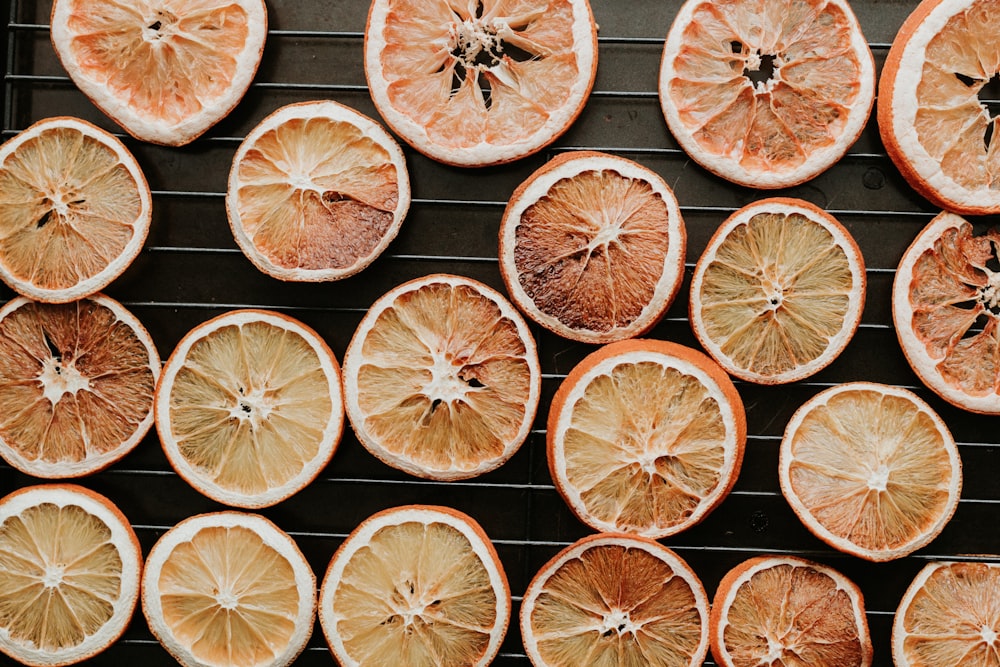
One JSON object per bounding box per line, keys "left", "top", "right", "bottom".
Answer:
{"left": 318, "top": 505, "right": 510, "bottom": 667}
{"left": 548, "top": 338, "right": 746, "bottom": 539}
{"left": 879, "top": 0, "right": 1000, "bottom": 215}
{"left": 0, "top": 294, "right": 160, "bottom": 478}
{"left": 658, "top": 0, "right": 875, "bottom": 188}
{"left": 227, "top": 100, "right": 411, "bottom": 282}
{"left": 520, "top": 533, "right": 710, "bottom": 667}
{"left": 0, "top": 117, "right": 151, "bottom": 303}
{"left": 342, "top": 274, "right": 541, "bottom": 480}
{"left": 154, "top": 309, "right": 344, "bottom": 508}
{"left": 363, "top": 0, "right": 598, "bottom": 166}
{"left": 893, "top": 211, "right": 1000, "bottom": 414}
{"left": 142, "top": 511, "right": 315, "bottom": 667}
{"left": 779, "top": 381, "right": 962, "bottom": 562}
{"left": 498, "top": 151, "right": 687, "bottom": 344}
{"left": 710, "top": 556, "right": 873, "bottom": 667}
{"left": 50, "top": 0, "right": 267, "bottom": 146}
{"left": 0, "top": 483, "right": 141, "bottom": 667}
{"left": 689, "top": 198, "right": 865, "bottom": 384}
{"left": 893, "top": 560, "right": 1000, "bottom": 666}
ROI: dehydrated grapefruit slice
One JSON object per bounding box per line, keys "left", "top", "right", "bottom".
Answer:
{"left": 227, "top": 100, "right": 411, "bottom": 282}
{"left": 879, "top": 0, "right": 1000, "bottom": 214}
{"left": 520, "top": 533, "right": 710, "bottom": 667}
{"left": 141, "top": 512, "right": 315, "bottom": 667}
{"left": 710, "top": 556, "right": 873, "bottom": 667}
{"left": 547, "top": 338, "right": 746, "bottom": 539}
{"left": 893, "top": 560, "right": 1000, "bottom": 667}
{"left": 0, "top": 117, "right": 151, "bottom": 303}
{"left": 0, "top": 295, "right": 159, "bottom": 478}
{"left": 318, "top": 505, "right": 510, "bottom": 667}
{"left": 51, "top": 0, "right": 268, "bottom": 146}
{"left": 154, "top": 309, "right": 344, "bottom": 508}
{"left": 342, "top": 274, "right": 541, "bottom": 480}
{"left": 364, "top": 0, "right": 598, "bottom": 166}
{"left": 499, "top": 151, "right": 687, "bottom": 344}
{"left": 690, "top": 198, "right": 865, "bottom": 384}
{"left": 0, "top": 484, "right": 141, "bottom": 667}
{"left": 779, "top": 382, "right": 962, "bottom": 562}
{"left": 894, "top": 211, "right": 1000, "bottom": 413}
{"left": 659, "top": 0, "right": 875, "bottom": 188}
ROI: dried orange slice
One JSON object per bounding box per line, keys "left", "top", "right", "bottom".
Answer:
{"left": 779, "top": 381, "right": 962, "bottom": 562}
{"left": 689, "top": 198, "right": 865, "bottom": 384}
{"left": 710, "top": 556, "right": 873, "bottom": 667}
{"left": 342, "top": 274, "right": 541, "bottom": 480}
{"left": 227, "top": 100, "right": 411, "bottom": 282}
{"left": 548, "top": 338, "right": 746, "bottom": 539}
{"left": 154, "top": 309, "right": 344, "bottom": 508}
{"left": 893, "top": 212, "right": 1000, "bottom": 414}
{"left": 0, "top": 483, "right": 141, "bottom": 667}
{"left": 520, "top": 533, "right": 710, "bottom": 667}
{"left": 0, "top": 117, "right": 151, "bottom": 303}
{"left": 879, "top": 0, "right": 1000, "bottom": 214}
{"left": 51, "top": 0, "right": 267, "bottom": 146}
{"left": 893, "top": 560, "right": 1000, "bottom": 666}
{"left": 659, "top": 0, "right": 875, "bottom": 188}
{"left": 142, "top": 511, "right": 315, "bottom": 667}
{"left": 499, "top": 151, "right": 687, "bottom": 344}
{"left": 363, "top": 0, "right": 598, "bottom": 166}
{"left": 318, "top": 505, "right": 510, "bottom": 667}
{"left": 0, "top": 295, "right": 159, "bottom": 478}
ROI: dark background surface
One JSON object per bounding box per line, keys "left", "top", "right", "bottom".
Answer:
{"left": 2, "top": 0, "right": 997, "bottom": 664}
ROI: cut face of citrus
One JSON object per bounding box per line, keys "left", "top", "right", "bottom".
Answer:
{"left": 659, "top": 0, "right": 875, "bottom": 188}
{"left": 342, "top": 274, "right": 541, "bottom": 480}
{"left": 499, "top": 151, "right": 687, "bottom": 344}
{"left": 710, "top": 556, "right": 873, "bottom": 667}
{"left": 0, "top": 295, "right": 160, "bottom": 478}
{"left": 690, "top": 198, "right": 865, "bottom": 384}
{"left": 520, "top": 533, "right": 710, "bottom": 667}
{"left": 893, "top": 212, "right": 1000, "bottom": 414}
{"left": 0, "top": 117, "right": 151, "bottom": 303}
{"left": 155, "top": 309, "right": 344, "bottom": 508}
{"left": 364, "top": 0, "right": 598, "bottom": 166}
{"left": 893, "top": 560, "right": 1000, "bottom": 666}
{"left": 319, "top": 505, "right": 510, "bottom": 667}
{"left": 779, "top": 381, "right": 961, "bottom": 562}
{"left": 227, "top": 100, "right": 411, "bottom": 282}
{"left": 547, "top": 338, "right": 746, "bottom": 539}
{"left": 879, "top": 0, "right": 1000, "bottom": 214}
{"left": 51, "top": 0, "right": 267, "bottom": 146}
{"left": 142, "top": 512, "right": 315, "bottom": 667}
{"left": 0, "top": 484, "right": 141, "bottom": 667}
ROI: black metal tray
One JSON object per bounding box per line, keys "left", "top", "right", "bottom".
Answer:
{"left": 2, "top": 0, "right": 996, "bottom": 664}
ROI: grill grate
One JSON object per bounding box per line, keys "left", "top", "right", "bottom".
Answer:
{"left": 3, "top": 1, "right": 1000, "bottom": 665}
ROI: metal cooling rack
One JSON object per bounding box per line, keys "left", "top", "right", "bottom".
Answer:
{"left": 4, "top": 0, "right": 1000, "bottom": 665}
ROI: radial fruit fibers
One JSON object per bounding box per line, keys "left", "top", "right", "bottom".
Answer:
{"left": 364, "top": 0, "right": 598, "bottom": 166}
{"left": 659, "top": 0, "right": 875, "bottom": 188}
{"left": 548, "top": 338, "right": 746, "bottom": 539}
{"left": 499, "top": 151, "right": 687, "bottom": 344}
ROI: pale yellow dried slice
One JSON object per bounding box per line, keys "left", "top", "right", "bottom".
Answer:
{"left": 0, "top": 484, "right": 141, "bottom": 667}
{"left": 0, "top": 295, "right": 159, "bottom": 478}
{"left": 318, "top": 505, "right": 510, "bottom": 667}
{"left": 690, "top": 197, "right": 865, "bottom": 384}
{"left": 227, "top": 100, "right": 410, "bottom": 281}
{"left": 342, "top": 274, "right": 541, "bottom": 480}
{"left": 141, "top": 511, "right": 315, "bottom": 667}
{"left": 154, "top": 309, "right": 344, "bottom": 508}
{"left": 0, "top": 117, "right": 151, "bottom": 302}
{"left": 779, "top": 381, "right": 962, "bottom": 562}
{"left": 520, "top": 533, "right": 710, "bottom": 667}
{"left": 893, "top": 560, "right": 1000, "bottom": 666}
